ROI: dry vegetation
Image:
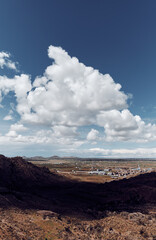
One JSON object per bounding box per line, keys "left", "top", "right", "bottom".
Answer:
{"left": 0, "top": 208, "right": 155, "bottom": 239}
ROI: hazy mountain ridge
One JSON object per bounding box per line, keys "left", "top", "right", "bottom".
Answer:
{"left": 23, "top": 155, "right": 156, "bottom": 162}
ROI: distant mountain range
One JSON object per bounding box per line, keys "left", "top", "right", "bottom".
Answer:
{"left": 23, "top": 155, "right": 81, "bottom": 161}
{"left": 23, "top": 155, "right": 156, "bottom": 161}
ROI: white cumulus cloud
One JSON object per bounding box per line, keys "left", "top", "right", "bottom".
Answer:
{"left": 0, "top": 45, "right": 156, "bottom": 150}
{"left": 97, "top": 109, "right": 156, "bottom": 142}
{"left": 87, "top": 129, "right": 99, "bottom": 141}
{"left": 24, "top": 45, "right": 128, "bottom": 126}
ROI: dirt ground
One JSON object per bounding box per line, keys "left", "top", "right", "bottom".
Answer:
{"left": 0, "top": 207, "right": 155, "bottom": 240}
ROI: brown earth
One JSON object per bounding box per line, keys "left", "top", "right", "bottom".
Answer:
{"left": 0, "top": 155, "right": 155, "bottom": 239}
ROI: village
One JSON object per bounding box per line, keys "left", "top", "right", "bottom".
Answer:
{"left": 87, "top": 165, "right": 152, "bottom": 178}
{"left": 68, "top": 165, "right": 153, "bottom": 180}
{"left": 29, "top": 157, "right": 155, "bottom": 182}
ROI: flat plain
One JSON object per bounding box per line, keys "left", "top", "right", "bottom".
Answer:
{"left": 29, "top": 157, "right": 156, "bottom": 183}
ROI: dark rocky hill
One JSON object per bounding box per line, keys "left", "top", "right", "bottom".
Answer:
{"left": 0, "top": 155, "right": 65, "bottom": 191}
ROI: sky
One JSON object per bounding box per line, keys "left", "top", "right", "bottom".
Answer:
{"left": 0, "top": 0, "right": 156, "bottom": 158}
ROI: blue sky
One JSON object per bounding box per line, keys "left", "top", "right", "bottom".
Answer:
{"left": 0, "top": 0, "right": 156, "bottom": 157}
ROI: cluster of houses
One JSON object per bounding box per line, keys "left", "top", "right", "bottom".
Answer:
{"left": 88, "top": 165, "right": 152, "bottom": 178}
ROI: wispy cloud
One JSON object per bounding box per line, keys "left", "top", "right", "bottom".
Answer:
{"left": 0, "top": 51, "right": 18, "bottom": 71}
{"left": 89, "top": 147, "right": 156, "bottom": 158}
{"left": 3, "top": 115, "right": 13, "bottom": 121}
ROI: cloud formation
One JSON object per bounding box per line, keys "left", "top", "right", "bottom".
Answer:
{"left": 0, "top": 45, "right": 156, "bottom": 153}
{"left": 97, "top": 109, "right": 156, "bottom": 142}
{"left": 89, "top": 147, "right": 156, "bottom": 158}
{"left": 0, "top": 52, "right": 17, "bottom": 70}
{"left": 3, "top": 115, "right": 13, "bottom": 121}
{"left": 87, "top": 129, "right": 99, "bottom": 141}
{"left": 22, "top": 45, "right": 128, "bottom": 127}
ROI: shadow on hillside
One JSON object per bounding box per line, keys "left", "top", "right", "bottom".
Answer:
{"left": 0, "top": 155, "right": 155, "bottom": 220}
{"left": 1, "top": 172, "right": 156, "bottom": 220}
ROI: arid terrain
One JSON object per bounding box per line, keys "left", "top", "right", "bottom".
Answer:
{"left": 27, "top": 156, "right": 156, "bottom": 183}
{"left": 0, "top": 155, "right": 155, "bottom": 239}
